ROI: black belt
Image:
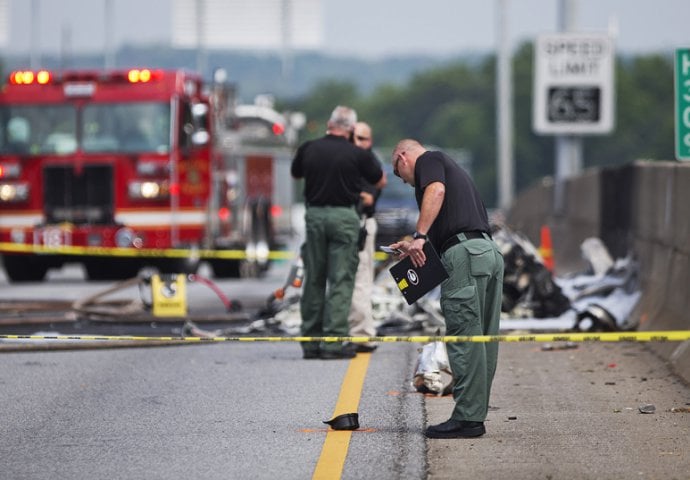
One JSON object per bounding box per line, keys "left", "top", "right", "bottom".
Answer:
{"left": 306, "top": 203, "right": 356, "bottom": 208}
{"left": 441, "top": 231, "right": 488, "bottom": 254}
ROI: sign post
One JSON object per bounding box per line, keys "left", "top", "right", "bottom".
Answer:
{"left": 675, "top": 48, "right": 690, "bottom": 161}
{"left": 533, "top": 32, "right": 615, "bottom": 135}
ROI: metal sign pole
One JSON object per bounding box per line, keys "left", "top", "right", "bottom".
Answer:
{"left": 555, "top": 0, "right": 582, "bottom": 215}
{"left": 496, "top": 0, "right": 514, "bottom": 211}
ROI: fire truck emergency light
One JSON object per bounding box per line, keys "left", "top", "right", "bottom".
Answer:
{"left": 272, "top": 123, "right": 285, "bottom": 135}
{"left": 0, "top": 163, "right": 21, "bottom": 178}
{"left": 218, "top": 207, "right": 231, "bottom": 221}
{"left": 127, "top": 69, "right": 163, "bottom": 83}
{"left": 270, "top": 204, "right": 283, "bottom": 218}
{"left": 9, "top": 70, "right": 52, "bottom": 85}
{"left": 128, "top": 69, "right": 153, "bottom": 83}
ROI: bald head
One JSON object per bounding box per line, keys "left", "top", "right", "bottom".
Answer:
{"left": 392, "top": 139, "right": 426, "bottom": 161}
{"left": 391, "top": 139, "right": 427, "bottom": 185}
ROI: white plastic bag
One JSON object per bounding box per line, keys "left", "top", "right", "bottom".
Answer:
{"left": 416, "top": 341, "right": 450, "bottom": 374}
{"left": 413, "top": 341, "right": 453, "bottom": 395}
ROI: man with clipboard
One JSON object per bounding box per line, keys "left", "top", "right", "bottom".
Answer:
{"left": 387, "top": 139, "right": 504, "bottom": 439}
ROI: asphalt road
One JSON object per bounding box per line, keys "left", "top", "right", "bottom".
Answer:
{"left": 3, "top": 333, "right": 688, "bottom": 479}
{"left": 1, "top": 261, "right": 689, "bottom": 479}
{"left": 0, "top": 260, "right": 428, "bottom": 479}
{"left": 1, "top": 341, "right": 427, "bottom": 479}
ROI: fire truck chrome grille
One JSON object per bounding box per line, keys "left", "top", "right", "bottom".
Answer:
{"left": 43, "top": 165, "right": 114, "bottom": 225}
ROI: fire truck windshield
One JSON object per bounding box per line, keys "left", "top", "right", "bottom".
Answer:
{"left": 83, "top": 102, "right": 170, "bottom": 154}
{"left": 0, "top": 101, "right": 170, "bottom": 156}
{"left": 0, "top": 104, "right": 77, "bottom": 155}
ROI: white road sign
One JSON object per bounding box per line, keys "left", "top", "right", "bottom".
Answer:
{"left": 533, "top": 32, "right": 615, "bottom": 135}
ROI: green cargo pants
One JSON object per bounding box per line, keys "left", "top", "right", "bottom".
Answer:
{"left": 300, "top": 206, "right": 360, "bottom": 355}
{"left": 439, "top": 233, "right": 504, "bottom": 422}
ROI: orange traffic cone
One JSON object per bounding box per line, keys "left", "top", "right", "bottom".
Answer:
{"left": 538, "top": 225, "right": 555, "bottom": 272}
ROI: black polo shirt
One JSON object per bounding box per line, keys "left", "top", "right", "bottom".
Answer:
{"left": 291, "top": 134, "right": 383, "bottom": 207}
{"left": 414, "top": 150, "right": 490, "bottom": 252}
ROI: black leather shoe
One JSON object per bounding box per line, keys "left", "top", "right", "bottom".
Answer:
{"left": 354, "top": 344, "right": 378, "bottom": 353}
{"left": 320, "top": 343, "right": 358, "bottom": 359}
{"left": 424, "top": 419, "right": 486, "bottom": 439}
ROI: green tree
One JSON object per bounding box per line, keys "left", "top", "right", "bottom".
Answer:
{"left": 512, "top": 42, "right": 555, "bottom": 193}
{"left": 283, "top": 48, "right": 677, "bottom": 208}
{"left": 283, "top": 79, "right": 361, "bottom": 140}
{"left": 587, "top": 54, "right": 675, "bottom": 164}
{"left": 359, "top": 60, "right": 500, "bottom": 203}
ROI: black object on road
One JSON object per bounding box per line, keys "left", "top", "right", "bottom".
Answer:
{"left": 323, "top": 413, "right": 360, "bottom": 430}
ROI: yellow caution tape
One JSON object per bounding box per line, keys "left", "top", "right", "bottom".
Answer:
{"left": 0, "top": 242, "right": 393, "bottom": 261}
{"left": 1, "top": 331, "right": 689, "bottom": 343}
{"left": 0, "top": 241, "right": 294, "bottom": 260}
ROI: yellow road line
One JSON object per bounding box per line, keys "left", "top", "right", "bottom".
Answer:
{"left": 312, "top": 353, "right": 372, "bottom": 480}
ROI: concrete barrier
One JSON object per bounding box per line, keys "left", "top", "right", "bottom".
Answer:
{"left": 507, "top": 160, "right": 690, "bottom": 384}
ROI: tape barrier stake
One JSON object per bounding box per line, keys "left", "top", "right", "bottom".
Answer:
{"left": 1, "top": 331, "right": 689, "bottom": 343}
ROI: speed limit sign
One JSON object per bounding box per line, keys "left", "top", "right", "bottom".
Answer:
{"left": 533, "top": 33, "right": 615, "bottom": 135}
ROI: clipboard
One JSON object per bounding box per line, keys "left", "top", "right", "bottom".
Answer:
{"left": 388, "top": 242, "right": 449, "bottom": 305}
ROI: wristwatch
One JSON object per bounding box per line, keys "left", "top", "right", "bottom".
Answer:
{"left": 412, "top": 231, "right": 428, "bottom": 241}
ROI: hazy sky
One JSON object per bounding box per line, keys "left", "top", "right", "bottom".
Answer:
{"left": 5, "top": 0, "right": 689, "bottom": 59}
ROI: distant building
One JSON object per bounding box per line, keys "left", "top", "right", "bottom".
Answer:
{"left": 172, "top": 0, "right": 323, "bottom": 51}
{"left": 0, "top": 0, "right": 8, "bottom": 50}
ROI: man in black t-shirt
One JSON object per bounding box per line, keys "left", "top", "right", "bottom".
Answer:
{"left": 291, "top": 106, "right": 386, "bottom": 360}
{"left": 389, "top": 139, "right": 504, "bottom": 439}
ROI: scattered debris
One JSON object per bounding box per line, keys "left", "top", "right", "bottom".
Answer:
{"left": 563, "top": 252, "right": 641, "bottom": 332}
{"left": 541, "top": 342, "right": 578, "bottom": 351}
{"left": 638, "top": 404, "right": 656, "bottom": 414}
{"left": 181, "top": 291, "right": 302, "bottom": 338}
{"left": 670, "top": 407, "right": 690, "bottom": 413}
{"left": 176, "top": 228, "right": 643, "bottom": 340}
{"left": 579, "top": 237, "right": 614, "bottom": 276}
{"left": 492, "top": 226, "right": 642, "bottom": 333}
{"left": 323, "top": 413, "right": 359, "bottom": 431}
{"left": 493, "top": 225, "right": 570, "bottom": 318}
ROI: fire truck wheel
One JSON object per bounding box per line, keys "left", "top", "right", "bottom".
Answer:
{"left": 84, "top": 258, "right": 141, "bottom": 281}
{"left": 155, "top": 258, "right": 198, "bottom": 275}
{"left": 209, "top": 259, "right": 242, "bottom": 279}
{"left": 2, "top": 254, "right": 49, "bottom": 282}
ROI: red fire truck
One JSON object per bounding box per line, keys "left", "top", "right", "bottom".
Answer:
{"left": 0, "top": 68, "right": 296, "bottom": 282}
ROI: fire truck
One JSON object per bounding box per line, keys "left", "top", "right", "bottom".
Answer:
{"left": 0, "top": 68, "right": 299, "bottom": 282}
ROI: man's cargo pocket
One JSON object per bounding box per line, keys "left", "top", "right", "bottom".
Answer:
{"left": 441, "top": 285, "right": 480, "bottom": 332}
{"left": 466, "top": 243, "right": 494, "bottom": 277}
